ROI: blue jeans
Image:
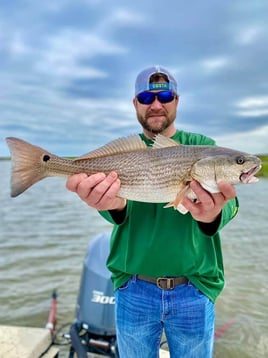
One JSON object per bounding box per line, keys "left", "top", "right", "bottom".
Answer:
{"left": 115, "top": 276, "right": 215, "bottom": 358}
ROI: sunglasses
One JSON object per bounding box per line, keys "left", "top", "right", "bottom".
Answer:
{"left": 136, "top": 91, "right": 177, "bottom": 105}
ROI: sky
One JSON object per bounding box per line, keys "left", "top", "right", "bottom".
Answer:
{"left": 1, "top": 0, "right": 268, "bottom": 157}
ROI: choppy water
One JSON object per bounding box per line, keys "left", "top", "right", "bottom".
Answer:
{"left": 1, "top": 160, "right": 267, "bottom": 357}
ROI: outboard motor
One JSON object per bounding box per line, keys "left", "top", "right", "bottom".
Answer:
{"left": 69, "top": 232, "right": 118, "bottom": 358}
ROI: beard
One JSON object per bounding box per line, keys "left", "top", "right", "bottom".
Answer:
{"left": 136, "top": 110, "right": 176, "bottom": 134}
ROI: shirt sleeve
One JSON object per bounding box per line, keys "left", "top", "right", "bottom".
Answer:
{"left": 99, "top": 202, "right": 130, "bottom": 225}
{"left": 198, "top": 197, "right": 239, "bottom": 236}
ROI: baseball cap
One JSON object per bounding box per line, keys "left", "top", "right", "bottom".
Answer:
{"left": 135, "top": 66, "right": 178, "bottom": 96}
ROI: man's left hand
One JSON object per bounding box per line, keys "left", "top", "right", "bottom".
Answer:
{"left": 181, "top": 181, "right": 236, "bottom": 223}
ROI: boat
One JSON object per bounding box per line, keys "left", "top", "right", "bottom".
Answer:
{"left": 68, "top": 232, "right": 118, "bottom": 358}
{"left": 0, "top": 231, "right": 234, "bottom": 357}
{"left": 65, "top": 232, "right": 169, "bottom": 357}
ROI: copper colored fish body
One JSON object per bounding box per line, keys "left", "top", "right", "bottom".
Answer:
{"left": 5, "top": 135, "right": 261, "bottom": 212}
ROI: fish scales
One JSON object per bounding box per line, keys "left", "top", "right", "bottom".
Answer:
{"left": 63, "top": 149, "right": 193, "bottom": 203}
{"left": 113, "top": 146, "right": 211, "bottom": 202}
{"left": 5, "top": 135, "right": 261, "bottom": 210}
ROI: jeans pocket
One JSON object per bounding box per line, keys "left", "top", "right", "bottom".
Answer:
{"left": 118, "top": 279, "right": 130, "bottom": 291}
{"left": 189, "top": 282, "right": 207, "bottom": 298}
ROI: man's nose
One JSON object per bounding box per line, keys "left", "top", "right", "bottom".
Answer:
{"left": 150, "top": 97, "right": 163, "bottom": 110}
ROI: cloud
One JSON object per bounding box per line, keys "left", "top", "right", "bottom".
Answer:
{"left": 214, "top": 124, "right": 268, "bottom": 155}
{"left": 105, "top": 8, "right": 144, "bottom": 26}
{"left": 236, "top": 26, "right": 263, "bottom": 45}
{"left": 35, "top": 29, "right": 126, "bottom": 80}
{"left": 1, "top": 0, "right": 268, "bottom": 158}
{"left": 235, "top": 96, "right": 268, "bottom": 117}
{"left": 200, "top": 56, "right": 232, "bottom": 73}
{"left": 6, "top": 31, "right": 30, "bottom": 58}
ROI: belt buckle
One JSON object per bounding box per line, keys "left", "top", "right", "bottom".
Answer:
{"left": 156, "top": 277, "right": 175, "bottom": 290}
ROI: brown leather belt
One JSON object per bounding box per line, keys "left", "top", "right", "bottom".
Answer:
{"left": 137, "top": 275, "right": 188, "bottom": 290}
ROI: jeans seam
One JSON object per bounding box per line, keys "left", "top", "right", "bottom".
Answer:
{"left": 116, "top": 278, "right": 214, "bottom": 357}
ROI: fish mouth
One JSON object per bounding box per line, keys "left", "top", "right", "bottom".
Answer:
{"left": 240, "top": 165, "right": 262, "bottom": 183}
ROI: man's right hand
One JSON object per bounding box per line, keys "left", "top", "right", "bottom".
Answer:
{"left": 66, "top": 171, "right": 126, "bottom": 211}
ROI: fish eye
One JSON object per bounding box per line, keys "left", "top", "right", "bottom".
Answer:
{"left": 43, "top": 154, "right": 51, "bottom": 162}
{"left": 236, "top": 156, "right": 245, "bottom": 165}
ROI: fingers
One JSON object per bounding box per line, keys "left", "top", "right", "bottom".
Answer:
{"left": 77, "top": 173, "right": 112, "bottom": 202}
{"left": 217, "top": 181, "right": 236, "bottom": 200}
{"left": 190, "top": 181, "right": 216, "bottom": 208}
{"left": 85, "top": 172, "right": 120, "bottom": 207}
{"left": 182, "top": 181, "right": 217, "bottom": 213}
{"left": 66, "top": 173, "right": 105, "bottom": 193}
{"left": 181, "top": 180, "right": 236, "bottom": 223}
{"left": 66, "top": 172, "right": 126, "bottom": 211}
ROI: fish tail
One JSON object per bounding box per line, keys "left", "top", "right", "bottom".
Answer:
{"left": 6, "top": 137, "right": 52, "bottom": 197}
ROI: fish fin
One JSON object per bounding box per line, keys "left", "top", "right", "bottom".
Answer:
{"left": 5, "top": 137, "right": 52, "bottom": 197}
{"left": 75, "top": 135, "right": 147, "bottom": 161}
{"left": 164, "top": 184, "right": 190, "bottom": 213}
{"left": 151, "top": 134, "right": 180, "bottom": 149}
{"left": 176, "top": 203, "right": 189, "bottom": 215}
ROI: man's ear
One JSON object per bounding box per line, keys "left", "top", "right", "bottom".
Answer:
{"left": 133, "top": 97, "right": 138, "bottom": 109}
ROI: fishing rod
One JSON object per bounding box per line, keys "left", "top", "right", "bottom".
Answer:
{"left": 214, "top": 318, "right": 236, "bottom": 340}
{"left": 46, "top": 289, "right": 58, "bottom": 340}
{"left": 160, "top": 317, "right": 236, "bottom": 350}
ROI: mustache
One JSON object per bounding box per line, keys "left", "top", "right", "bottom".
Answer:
{"left": 145, "top": 110, "right": 167, "bottom": 118}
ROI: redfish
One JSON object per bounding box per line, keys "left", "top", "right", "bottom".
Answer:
{"left": 6, "top": 135, "right": 261, "bottom": 212}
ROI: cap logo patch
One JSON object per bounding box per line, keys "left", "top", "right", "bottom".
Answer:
{"left": 149, "top": 83, "right": 170, "bottom": 90}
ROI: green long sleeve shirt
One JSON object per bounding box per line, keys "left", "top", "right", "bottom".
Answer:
{"left": 99, "top": 130, "right": 239, "bottom": 302}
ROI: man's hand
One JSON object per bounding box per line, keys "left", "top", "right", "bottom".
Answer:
{"left": 181, "top": 181, "right": 236, "bottom": 223}
{"left": 66, "top": 171, "right": 126, "bottom": 211}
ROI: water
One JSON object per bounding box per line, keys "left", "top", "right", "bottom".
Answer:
{"left": 1, "top": 160, "right": 267, "bottom": 357}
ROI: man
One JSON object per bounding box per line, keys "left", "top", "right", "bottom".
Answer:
{"left": 66, "top": 66, "right": 238, "bottom": 357}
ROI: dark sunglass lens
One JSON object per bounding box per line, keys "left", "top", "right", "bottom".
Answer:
{"left": 137, "top": 91, "right": 175, "bottom": 105}
{"left": 157, "top": 91, "right": 174, "bottom": 103}
{"left": 137, "top": 92, "right": 155, "bottom": 104}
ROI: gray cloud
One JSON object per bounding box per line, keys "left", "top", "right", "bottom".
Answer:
{"left": 1, "top": 0, "right": 268, "bottom": 157}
